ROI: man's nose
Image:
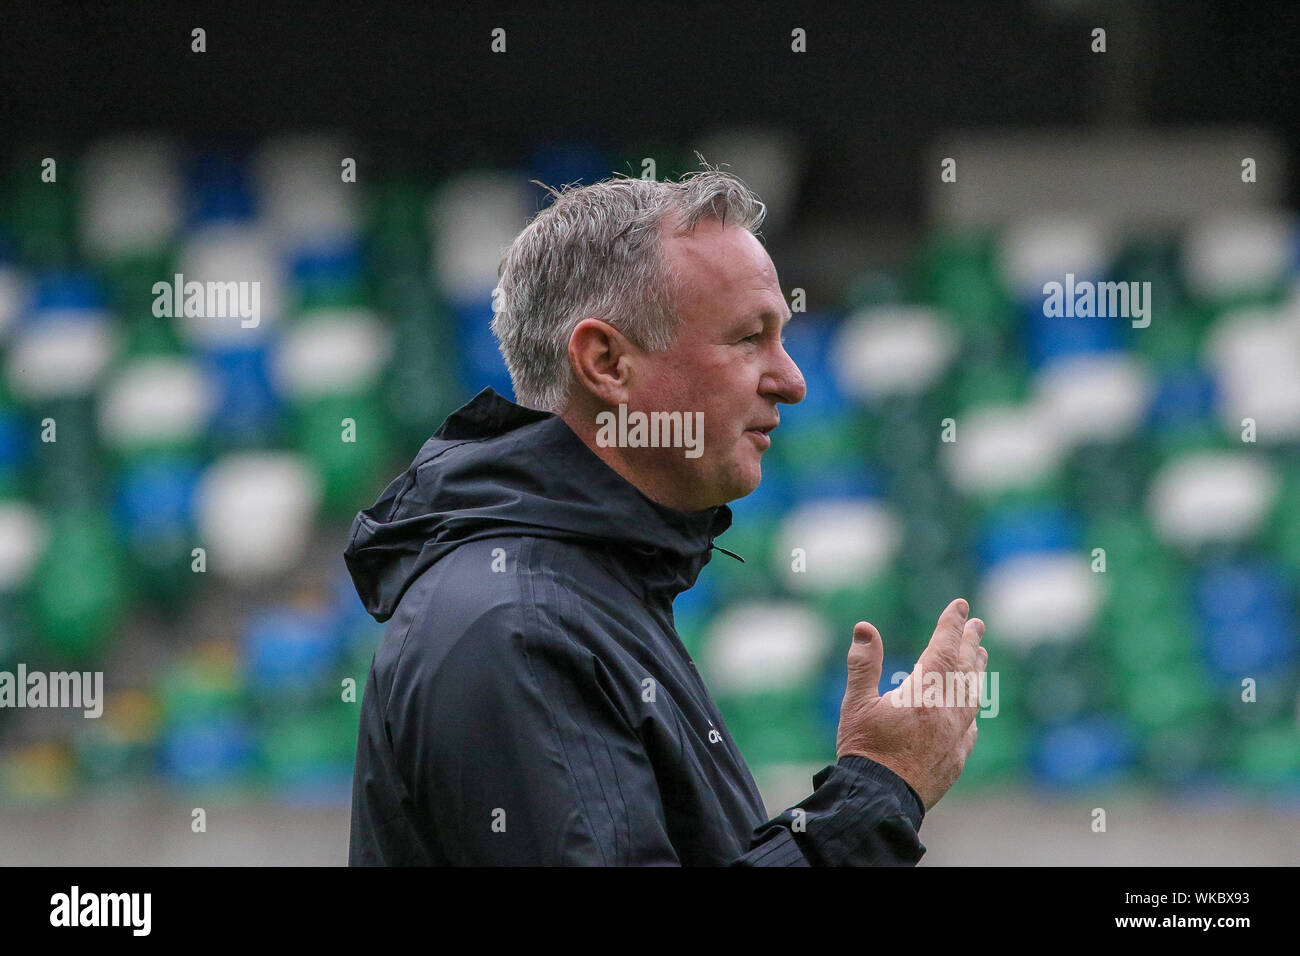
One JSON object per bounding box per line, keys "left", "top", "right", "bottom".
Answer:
{"left": 765, "top": 345, "right": 807, "bottom": 405}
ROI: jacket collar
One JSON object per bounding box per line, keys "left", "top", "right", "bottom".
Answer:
{"left": 443, "top": 388, "right": 739, "bottom": 602}
{"left": 346, "top": 387, "right": 738, "bottom": 621}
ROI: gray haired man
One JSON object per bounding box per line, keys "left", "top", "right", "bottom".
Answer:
{"left": 345, "top": 169, "right": 986, "bottom": 865}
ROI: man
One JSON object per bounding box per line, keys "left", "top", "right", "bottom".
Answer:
{"left": 345, "top": 169, "right": 987, "bottom": 865}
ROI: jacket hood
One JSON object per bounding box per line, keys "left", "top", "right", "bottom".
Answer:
{"left": 344, "top": 388, "right": 736, "bottom": 622}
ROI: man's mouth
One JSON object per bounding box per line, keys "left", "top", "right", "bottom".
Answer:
{"left": 745, "top": 422, "right": 777, "bottom": 448}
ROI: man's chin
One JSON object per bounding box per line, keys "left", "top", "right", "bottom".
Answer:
{"left": 714, "top": 468, "right": 763, "bottom": 505}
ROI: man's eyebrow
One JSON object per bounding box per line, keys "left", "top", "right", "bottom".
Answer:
{"left": 728, "top": 309, "right": 793, "bottom": 334}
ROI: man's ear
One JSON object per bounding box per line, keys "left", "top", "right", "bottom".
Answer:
{"left": 568, "top": 318, "right": 634, "bottom": 406}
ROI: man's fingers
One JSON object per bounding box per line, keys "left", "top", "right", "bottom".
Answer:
{"left": 958, "top": 616, "right": 986, "bottom": 669}
{"left": 953, "top": 625, "right": 987, "bottom": 722}
{"left": 844, "top": 621, "right": 884, "bottom": 705}
{"left": 965, "top": 637, "right": 989, "bottom": 721}
{"left": 924, "top": 598, "right": 969, "bottom": 667}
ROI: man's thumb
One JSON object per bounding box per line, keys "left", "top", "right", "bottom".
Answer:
{"left": 845, "top": 621, "right": 884, "bottom": 701}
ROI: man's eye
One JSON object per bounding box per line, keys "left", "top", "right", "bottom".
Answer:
{"left": 741, "top": 332, "right": 762, "bottom": 343}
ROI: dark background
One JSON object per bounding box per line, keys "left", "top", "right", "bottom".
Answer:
{"left": 3, "top": 1, "right": 1297, "bottom": 213}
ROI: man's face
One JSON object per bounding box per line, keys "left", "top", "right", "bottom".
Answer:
{"left": 625, "top": 218, "right": 806, "bottom": 510}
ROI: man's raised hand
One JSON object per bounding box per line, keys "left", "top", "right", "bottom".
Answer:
{"left": 835, "top": 598, "right": 987, "bottom": 812}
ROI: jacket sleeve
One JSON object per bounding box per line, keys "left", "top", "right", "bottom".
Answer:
{"left": 731, "top": 756, "right": 927, "bottom": 866}
{"left": 405, "top": 601, "right": 927, "bottom": 866}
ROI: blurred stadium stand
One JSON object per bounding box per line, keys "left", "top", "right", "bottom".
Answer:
{"left": 0, "top": 128, "right": 1296, "bottom": 869}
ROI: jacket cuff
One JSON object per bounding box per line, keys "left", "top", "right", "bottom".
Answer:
{"left": 814, "top": 755, "right": 925, "bottom": 830}
{"left": 746, "top": 753, "right": 927, "bottom": 866}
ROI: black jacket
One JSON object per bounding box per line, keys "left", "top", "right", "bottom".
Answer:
{"left": 344, "top": 387, "right": 927, "bottom": 865}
